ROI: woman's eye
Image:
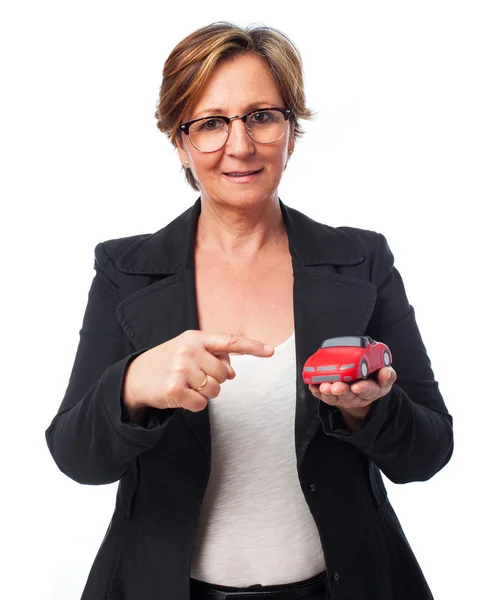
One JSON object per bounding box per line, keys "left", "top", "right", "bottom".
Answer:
{"left": 252, "top": 111, "right": 272, "bottom": 123}
{"left": 200, "top": 119, "right": 223, "bottom": 131}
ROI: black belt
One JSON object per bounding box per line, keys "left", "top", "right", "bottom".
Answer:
{"left": 190, "top": 571, "right": 328, "bottom": 600}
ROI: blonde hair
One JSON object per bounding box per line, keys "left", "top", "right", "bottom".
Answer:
{"left": 155, "top": 22, "right": 314, "bottom": 190}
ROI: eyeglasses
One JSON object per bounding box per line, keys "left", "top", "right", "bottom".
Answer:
{"left": 178, "top": 107, "right": 292, "bottom": 153}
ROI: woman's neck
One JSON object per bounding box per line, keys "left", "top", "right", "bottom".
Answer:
{"left": 195, "top": 197, "right": 287, "bottom": 261}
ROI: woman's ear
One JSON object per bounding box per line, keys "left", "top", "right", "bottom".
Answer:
{"left": 288, "top": 124, "right": 295, "bottom": 155}
{"left": 176, "top": 140, "right": 190, "bottom": 169}
{"left": 284, "top": 128, "right": 295, "bottom": 170}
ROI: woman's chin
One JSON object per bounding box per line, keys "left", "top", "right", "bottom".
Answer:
{"left": 214, "top": 192, "right": 274, "bottom": 210}
{"left": 200, "top": 178, "right": 279, "bottom": 210}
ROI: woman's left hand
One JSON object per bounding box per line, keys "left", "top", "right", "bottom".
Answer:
{"left": 309, "top": 366, "right": 397, "bottom": 422}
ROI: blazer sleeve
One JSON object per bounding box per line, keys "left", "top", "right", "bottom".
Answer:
{"left": 317, "top": 232, "right": 454, "bottom": 484}
{"left": 45, "top": 242, "right": 176, "bottom": 485}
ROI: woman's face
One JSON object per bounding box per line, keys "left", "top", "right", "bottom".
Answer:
{"left": 177, "top": 53, "right": 294, "bottom": 211}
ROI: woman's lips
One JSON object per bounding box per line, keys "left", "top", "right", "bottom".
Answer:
{"left": 223, "top": 168, "right": 263, "bottom": 182}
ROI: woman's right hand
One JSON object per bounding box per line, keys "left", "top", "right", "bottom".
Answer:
{"left": 123, "top": 330, "right": 274, "bottom": 415}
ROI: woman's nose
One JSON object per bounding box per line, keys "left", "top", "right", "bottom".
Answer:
{"left": 224, "top": 119, "right": 255, "bottom": 157}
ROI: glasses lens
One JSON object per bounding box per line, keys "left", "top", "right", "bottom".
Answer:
{"left": 189, "top": 118, "right": 228, "bottom": 152}
{"left": 246, "top": 110, "right": 286, "bottom": 144}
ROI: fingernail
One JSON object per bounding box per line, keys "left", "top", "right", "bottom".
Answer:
{"left": 264, "top": 345, "right": 274, "bottom": 352}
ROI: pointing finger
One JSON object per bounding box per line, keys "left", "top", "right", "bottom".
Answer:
{"left": 202, "top": 332, "right": 274, "bottom": 357}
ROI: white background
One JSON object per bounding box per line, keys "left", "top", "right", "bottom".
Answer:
{"left": 1, "top": 1, "right": 492, "bottom": 599}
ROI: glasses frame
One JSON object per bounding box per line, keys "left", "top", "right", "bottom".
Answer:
{"left": 178, "top": 107, "right": 292, "bottom": 153}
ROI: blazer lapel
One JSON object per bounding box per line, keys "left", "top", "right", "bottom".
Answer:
{"left": 115, "top": 201, "right": 211, "bottom": 456}
{"left": 281, "top": 203, "right": 378, "bottom": 467}
{"left": 113, "top": 199, "right": 378, "bottom": 467}
{"left": 292, "top": 265, "right": 377, "bottom": 467}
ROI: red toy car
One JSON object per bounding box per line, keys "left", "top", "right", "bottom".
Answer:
{"left": 302, "top": 335, "right": 392, "bottom": 384}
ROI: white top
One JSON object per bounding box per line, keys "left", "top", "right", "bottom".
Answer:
{"left": 189, "top": 331, "right": 326, "bottom": 586}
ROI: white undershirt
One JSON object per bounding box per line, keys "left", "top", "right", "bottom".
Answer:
{"left": 189, "top": 331, "right": 326, "bottom": 586}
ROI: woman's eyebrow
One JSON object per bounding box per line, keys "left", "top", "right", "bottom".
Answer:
{"left": 191, "top": 108, "right": 224, "bottom": 118}
{"left": 191, "top": 102, "right": 277, "bottom": 119}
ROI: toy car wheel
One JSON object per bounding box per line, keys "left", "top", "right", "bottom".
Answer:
{"left": 360, "top": 359, "right": 369, "bottom": 379}
{"left": 383, "top": 351, "right": 390, "bottom": 366}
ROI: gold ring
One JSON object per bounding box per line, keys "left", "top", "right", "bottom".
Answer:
{"left": 193, "top": 375, "right": 208, "bottom": 392}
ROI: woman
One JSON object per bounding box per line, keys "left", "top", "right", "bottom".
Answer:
{"left": 46, "top": 22, "right": 454, "bottom": 600}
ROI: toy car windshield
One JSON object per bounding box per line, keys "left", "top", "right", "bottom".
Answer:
{"left": 320, "top": 336, "right": 370, "bottom": 349}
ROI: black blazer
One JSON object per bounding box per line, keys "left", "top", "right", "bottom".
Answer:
{"left": 46, "top": 199, "right": 453, "bottom": 600}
